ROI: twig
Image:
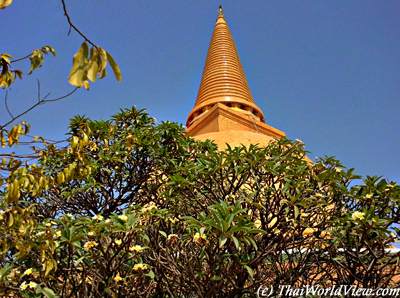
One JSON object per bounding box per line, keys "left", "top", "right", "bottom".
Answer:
{"left": 0, "top": 87, "right": 79, "bottom": 129}
{"left": 37, "top": 79, "right": 41, "bottom": 101}
{"left": 10, "top": 53, "right": 31, "bottom": 64}
{"left": 60, "top": 0, "right": 98, "bottom": 48}
{"left": 0, "top": 153, "right": 39, "bottom": 159}
{"left": 25, "top": 134, "right": 68, "bottom": 144}
{"left": 43, "top": 87, "right": 78, "bottom": 102}
{"left": 4, "top": 91, "right": 14, "bottom": 118}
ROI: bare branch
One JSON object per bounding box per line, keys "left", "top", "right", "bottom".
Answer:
{"left": 60, "top": 0, "right": 98, "bottom": 48}
{"left": 4, "top": 91, "right": 14, "bottom": 119}
{"left": 0, "top": 87, "right": 79, "bottom": 129}
{"left": 37, "top": 79, "right": 41, "bottom": 101}
{"left": 43, "top": 87, "right": 78, "bottom": 103}
{"left": 0, "top": 152, "right": 39, "bottom": 159}
{"left": 10, "top": 53, "right": 31, "bottom": 64}
{"left": 25, "top": 134, "right": 68, "bottom": 144}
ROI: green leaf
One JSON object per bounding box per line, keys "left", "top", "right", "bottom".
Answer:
{"left": 106, "top": 51, "right": 122, "bottom": 81}
{"left": 232, "top": 236, "right": 240, "bottom": 250}
{"left": 145, "top": 270, "right": 155, "bottom": 280}
{"left": 219, "top": 237, "right": 228, "bottom": 248}
{"left": 294, "top": 205, "right": 299, "bottom": 220}
{"left": 243, "top": 265, "right": 254, "bottom": 279}
{"left": 0, "top": 264, "right": 12, "bottom": 281}
{"left": 211, "top": 275, "right": 222, "bottom": 281}
{"left": 40, "top": 287, "right": 59, "bottom": 298}
{"left": 248, "top": 236, "right": 258, "bottom": 250}
{"left": 227, "top": 213, "right": 235, "bottom": 229}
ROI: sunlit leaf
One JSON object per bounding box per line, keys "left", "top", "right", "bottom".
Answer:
{"left": 0, "top": 0, "right": 13, "bottom": 10}
{"left": 106, "top": 51, "right": 122, "bottom": 81}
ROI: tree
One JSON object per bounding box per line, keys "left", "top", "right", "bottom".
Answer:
{"left": 0, "top": 108, "right": 399, "bottom": 297}
{"left": 0, "top": 2, "right": 399, "bottom": 297}
{"left": 1, "top": 0, "right": 121, "bottom": 163}
{"left": 0, "top": 0, "right": 123, "bottom": 224}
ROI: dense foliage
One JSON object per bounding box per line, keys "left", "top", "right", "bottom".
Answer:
{"left": 0, "top": 107, "right": 399, "bottom": 297}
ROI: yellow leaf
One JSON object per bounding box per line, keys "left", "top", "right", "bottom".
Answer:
{"left": 7, "top": 181, "right": 20, "bottom": 203}
{"left": 268, "top": 217, "right": 278, "bottom": 229}
{"left": 82, "top": 80, "right": 90, "bottom": 90}
{"left": 82, "top": 132, "right": 89, "bottom": 144}
{"left": 1, "top": 53, "right": 12, "bottom": 64}
{"left": 39, "top": 176, "right": 46, "bottom": 189}
{"left": 41, "top": 45, "right": 56, "bottom": 56}
{"left": 302, "top": 227, "right": 317, "bottom": 237}
{"left": 87, "top": 57, "right": 99, "bottom": 82}
{"left": 7, "top": 212, "right": 14, "bottom": 227}
{"left": 106, "top": 51, "right": 122, "bottom": 81}
{"left": 20, "top": 177, "right": 30, "bottom": 189}
{"left": 0, "top": 0, "right": 13, "bottom": 10}
{"left": 68, "top": 42, "right": 89, "bottom": 87}
{"left": 68, "top": 67, "right": 86, "bottom": 88}
{"left": 98, "top": 48, "right": 108, "bottom": 73}
{"left": 71, "top": 136, "right": 79, "bottom": 148}
{"left": 1, "top": 131, "right": 6, "bottom": 147}
{"left": 56, "top": 172, "right": 65, "bottom": 184}
{"left": 63, "top": 167, "right": 71, "bottom": 180}
{"left": 43, "top": 259, "right": 57, "bottom": 277}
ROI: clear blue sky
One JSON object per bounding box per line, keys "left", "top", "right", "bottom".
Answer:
{"left": 1, "top": 1, "right": 399, "bottom": 182}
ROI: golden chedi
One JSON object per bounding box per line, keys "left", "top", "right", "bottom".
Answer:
{"left": 186, "top": 6, "right": 285, "bottom": 148}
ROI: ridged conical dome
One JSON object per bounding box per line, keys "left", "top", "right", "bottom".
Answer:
{"left": 187, "top": 6, "right": 265, "bottom": 127}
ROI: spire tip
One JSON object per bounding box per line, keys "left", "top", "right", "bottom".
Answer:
{"left": 218, "top": 5, "right": 224, "bottom": 17}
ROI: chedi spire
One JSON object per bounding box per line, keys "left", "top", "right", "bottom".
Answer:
{"left": 187, "top": 6, "right": 264, "bottom": 127}
{"left": 186, "top": 7, "right": 285, "bottom": 148}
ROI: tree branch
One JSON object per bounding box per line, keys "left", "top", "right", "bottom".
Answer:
{"left": 0, "top": 85, "right": 79, "bottom": 129}
{"left": 10, "top": 53, "right": 31, "bottom": 64}
{"left": 0, "top": 153, "right": 38, "bottom": 159}
{"left": 4, "top": 91, "right": 14, "bottom": 119}
{"left": 60, "top": 0, "right": 98, "bottom": 48}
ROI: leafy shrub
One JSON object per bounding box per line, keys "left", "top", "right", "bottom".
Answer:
{"left": 1, "top": 108, "right": 399, "bottom": 297}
